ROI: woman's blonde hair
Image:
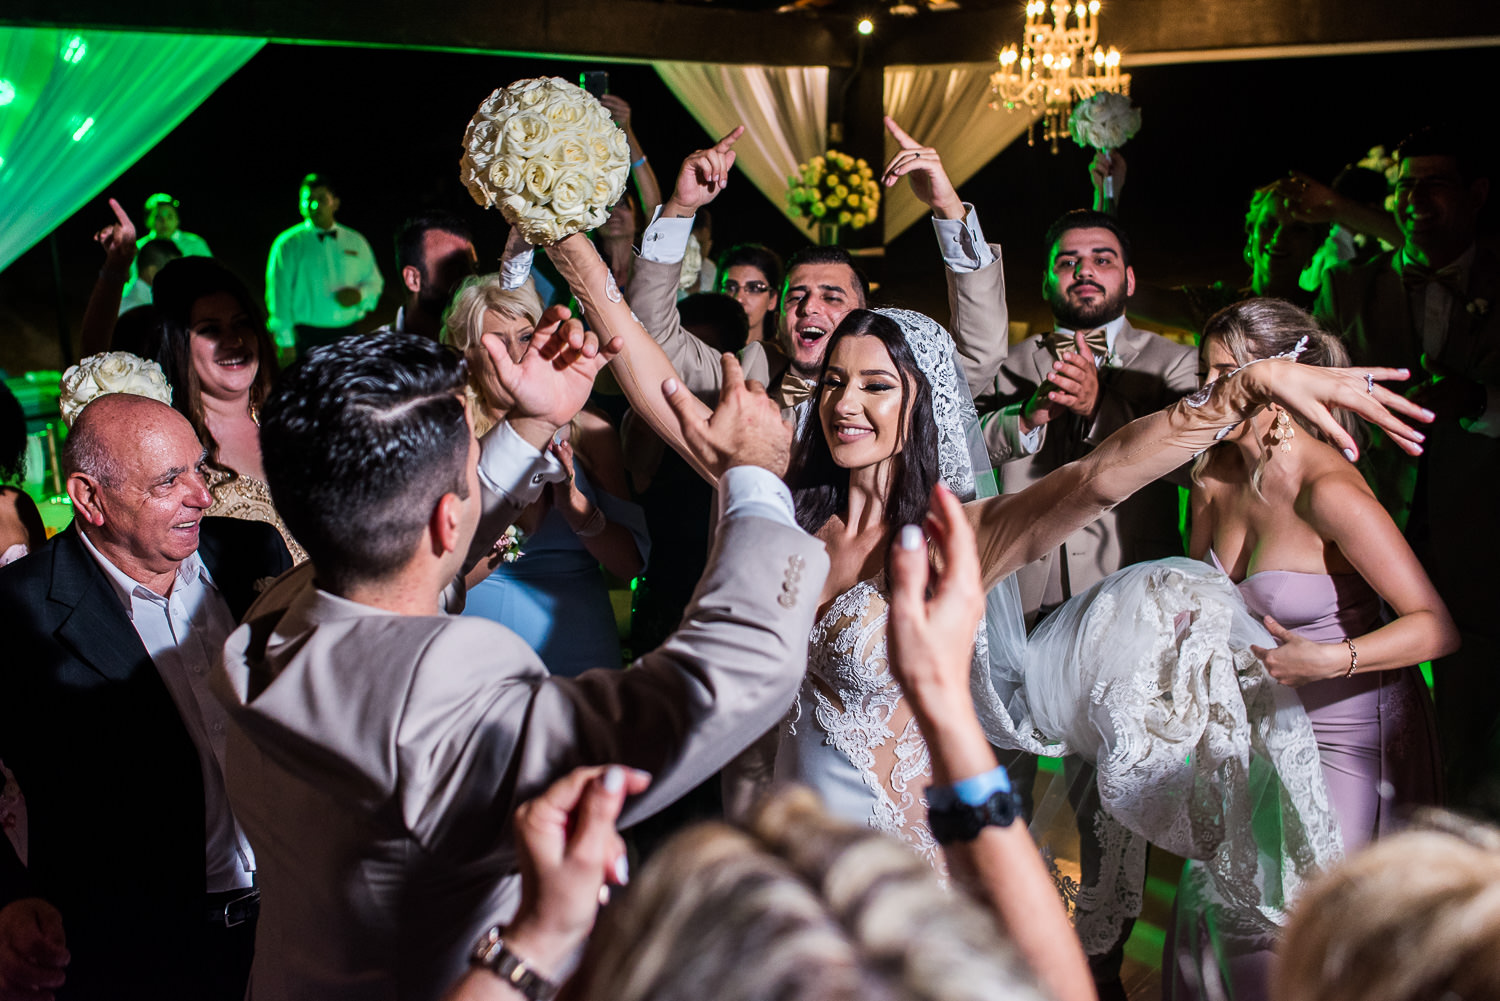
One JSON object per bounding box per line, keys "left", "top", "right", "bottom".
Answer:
{"left": 1275, "top": 810, "right": 1500, "bottom": 1001}
{"left": 440, "top": 273, "right": 544, "bottom": 434}
{"left": 563, "top": 786, "right": 1048, "bottom": 1001}
{"left": 1191, "top": 297, "right": 1363, "bottom": 492}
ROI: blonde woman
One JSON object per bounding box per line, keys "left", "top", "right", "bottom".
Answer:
{"left": 443, "top": 274, "right": 647, "bottom": 675}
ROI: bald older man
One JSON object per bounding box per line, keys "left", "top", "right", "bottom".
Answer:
{"left": 0, "top": 394, "right": 291, "bottom": 1001}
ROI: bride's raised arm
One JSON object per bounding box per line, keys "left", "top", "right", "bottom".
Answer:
{"left": 967, "top": 360, "right": 1430, "bottom": 589}
{"left": 545, "top": 233, "right": 721, "bottom": 484}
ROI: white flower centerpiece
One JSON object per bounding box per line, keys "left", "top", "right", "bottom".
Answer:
{"left": 1069, "top": 91, "right": 1141, "bottom": 205}
{"left": 59, "top": 351, "right": 173, "bottom": 427}
{"left": 460, "top": 77, "right": 631, "bottom": 245}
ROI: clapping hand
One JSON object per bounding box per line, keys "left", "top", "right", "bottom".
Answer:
{"left": 1024, "top": 331, "right": 1101, "bottom": 431}
{"left": 93, "top": 198, "right": 137, "bottom": 275}
{"left": 881, "top": 117, "right": 965, "bottom": 221}
{"left": 483, "top": 304, "right": 624, "bottom": 450}
{"left": 662, "top": 353, "right": 792, "bottom": 479}
{"left": 0, "top": 898, "right": 69, "bottom": 1001}
{"left": 662, "top": 127, "right": 744, "bottom": 217}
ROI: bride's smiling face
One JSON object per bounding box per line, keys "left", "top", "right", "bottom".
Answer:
{"left": 819, "top": 335, "right": 909, "bottom": 469}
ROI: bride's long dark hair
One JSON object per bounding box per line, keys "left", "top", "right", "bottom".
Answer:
{"left": 788, "top": 310, "right": 942, "bottom": 536}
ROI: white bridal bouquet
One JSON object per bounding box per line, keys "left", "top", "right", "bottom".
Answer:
{"left": 1070, "top": 91, "right": 1141, "bottom": 202}
{"left": 460, "top": 77, "right": 631, "bottom": 245}
{"left": 59, "top": 351, "right": 173, "bottom": 426}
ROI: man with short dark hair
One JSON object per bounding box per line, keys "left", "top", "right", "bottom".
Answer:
{"left": 215, "top": 323, "right": 828, "bottom": 1000}
{"left": 1316, "top": 124, "right": 1500, "bottom": 816}
{"left": 119, "top": 236, "right": 182, "bottom": 313}
{"left": 265, "top": 173, "right": 384, "bottom": 358}
{"left": 381, "top": 210, "right": 480, "bottom": 340}
{"left": 627, "top": 131, "right": 872, "bottom": 416}
{"left": 0, "top": 393, "right": 292, "bottom": 1001}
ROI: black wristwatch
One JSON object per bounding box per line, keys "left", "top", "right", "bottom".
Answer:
{"left": 928, "top": 785, "right": 1025, "bottom": 844}
{"left": 470, "top": 926, "right": 560, "bottom": 1001}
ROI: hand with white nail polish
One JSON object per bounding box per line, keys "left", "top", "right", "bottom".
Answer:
{"left": 499, "top": 765, "right": 652, "bottom": 986}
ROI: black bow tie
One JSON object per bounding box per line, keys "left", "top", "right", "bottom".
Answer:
{"left": 316, "top": 229, "right": 338, "bottom": 242}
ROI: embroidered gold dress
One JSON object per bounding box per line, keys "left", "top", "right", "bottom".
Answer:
{"left": 207, "top": 469, "right": 308, "bottom": 564}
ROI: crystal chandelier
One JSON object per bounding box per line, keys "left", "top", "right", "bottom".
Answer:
{"left": 990, "top": 0, "right": 1130, "bottom": 152}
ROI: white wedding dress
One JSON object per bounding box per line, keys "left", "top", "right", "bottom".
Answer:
{"left": 772, "top": 309, "right": 1344, "bottom": 968}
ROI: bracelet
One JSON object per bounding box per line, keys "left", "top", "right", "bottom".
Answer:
{"left": 1343, "top": 637, "right": 1358, "bottom": 678}
{"left": 470, "top": 927, "right": 559, "bottom": 1001}
{"left": 574, "top": 506, "right": 607, "bottom": 538}
{"left": 632, "top": 156, "right": 647, "bottom": 170}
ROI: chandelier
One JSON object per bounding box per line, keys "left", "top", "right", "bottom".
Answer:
{"left": 990, "top": 0, "right": 1130, "bottom": 152}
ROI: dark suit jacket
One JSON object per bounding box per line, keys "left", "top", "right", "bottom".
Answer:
{"left": 0, "top": 518, "right": 291, "bottom": 999}
{"left": 1316, "top": 245, "right": 1500, "bottom": 630}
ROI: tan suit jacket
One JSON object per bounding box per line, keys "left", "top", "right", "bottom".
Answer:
{"left": 216, "top": 511, "right": 827, "bottom": 1001}
{"left": 943, "top": 243, "right": 1011, "bottom": 395}
{"left": 973, "top": 322, "right": 1198, "bottom": 617}
{"left": 627, "top": 255, "right": 780, "bottom": 406}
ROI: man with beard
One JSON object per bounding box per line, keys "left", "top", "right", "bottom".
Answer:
{"left": 378, "top": 211, "right": 481, "bottom": 341}
{"left": 964, "top": 210, "right": 1196, "bottom": 1001}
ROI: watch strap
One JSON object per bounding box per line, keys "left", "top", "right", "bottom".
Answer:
{"left": 470, "top": 926, "right": 560, "bottom": 1001}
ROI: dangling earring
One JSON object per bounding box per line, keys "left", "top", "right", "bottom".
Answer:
{"left": 1270, "top": 408, "right": 1294, "bottom": 453}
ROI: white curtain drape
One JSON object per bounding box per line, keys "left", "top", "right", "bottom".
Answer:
{"left": 0, "top": 28, "right": 265, "bottom": 272}
{"left": 653, "top": 62, "right": 827, "bottom": 240}
{"left": 882, "top": 62, "right": 1039, "bottom": 243}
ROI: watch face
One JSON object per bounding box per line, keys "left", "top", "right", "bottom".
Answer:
{"left": 929, "top": 787, "right": 1024, "bottom": 844}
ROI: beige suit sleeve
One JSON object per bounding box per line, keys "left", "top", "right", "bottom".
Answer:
{"left": 626, "top": 254, "right": 732, "bottom": 397}
{"left": 946, "top": 243, "right": 1009, "bottom": 394}
{"left": 400, "top": 514, "right": 828, "bottom": 847}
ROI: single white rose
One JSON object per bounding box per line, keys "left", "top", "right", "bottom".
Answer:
{"left": 514, "top": 79, "right": 551, "bottom": 108}
{"left": 550, "top": 169, "right": 591, "bottom": 216}
{"left": 541, "top": 96, "right": 586, "bottom": 129}
{"left": 521, "top": 156, "right": 558, "bottom": 201}
{"left": 503, "top": 111, "right": 551, "bottom": 157}
{"left": 587, "top": 135, "right": 614, "bottom": 166}
{"left": 550, "top": 138, "right": 591, "bottom": 169}
{"left": 488, "top": 155, "right": 525, "bottom": 193}
{"left": 589, "top": 174, "right": 615, "bottom": 208}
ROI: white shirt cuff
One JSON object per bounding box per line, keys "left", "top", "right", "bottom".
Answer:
{"left": 998, "top": 402, "right": 1043, "bottom": 456}
{"left": 640, "top": 206, "right": 694, "bottom": 264}
{"left": 931, "top": 204, "right": 996, "bottom": 273}
{"left": 499, "top": 230, "right": 535, "bottom": 291}
{"left": 476, "top": 422, "right": 568, "bottom": 505}
{"left": 717, "top": 465, "right": 798, "bottom": 529}
{"left": 1462, "top": 385, "right": 1500, "bottom": 438}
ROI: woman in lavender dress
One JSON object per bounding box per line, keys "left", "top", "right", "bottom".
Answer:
{"left": 1168, "top": 298, "right": 1459, "bottom": 1001}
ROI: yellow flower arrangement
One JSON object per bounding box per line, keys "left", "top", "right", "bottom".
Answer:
{"left": 786, "top": 149, "right": 881, "bottom": 235}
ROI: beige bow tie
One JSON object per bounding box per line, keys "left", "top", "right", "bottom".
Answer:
{"left": 1043, "top": 328, "right": 1109, "bottom": 362}
{"left": 777, "top": 375, "right": 818, "bottom": 411}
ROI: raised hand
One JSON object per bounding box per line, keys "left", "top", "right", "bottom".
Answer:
{"left": 662, "top": 353, "right": 792, "bottom": 478}
{"left": 483, "top": 304, "right": 624, "bottom": 450}
{"left": 1089, "top": 151, "right": 1127, "bottom": 211}
{"left": 663, "top": 126, "right": 744, "bottom": 217}
{"left": 888, "top": 482, "right": 986, "bottom": 724}
{"left": 599, "top": 93, "right": 632, "bottom": 131}
{"left": 881, "top": 117, "right": 964, "bottom": 221}
{"left": 507, "top": 765, "right": 651, "bottom": 980}
{"left": 93, "top": 198, "right": 137, "bottom": 275}
{"left": 0, "top": 898, "right": 69, "bottom": 1001}
{"left": 1236, "top": 360, "right": 1431, "bottom": 460}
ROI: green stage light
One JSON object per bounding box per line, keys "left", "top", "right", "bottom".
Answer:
{"left": 71, "top": 116, "right": 94, "bottom": 141}
{"left": 0, "top": 80, "right": 14, "bottom": 106}
{"left": 61, "top": 36, "right": 87, "bottom": 64}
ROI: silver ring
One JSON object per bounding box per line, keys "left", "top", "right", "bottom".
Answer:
{"left": 1365, "top": 373, "right": 1375, "bottom": 394}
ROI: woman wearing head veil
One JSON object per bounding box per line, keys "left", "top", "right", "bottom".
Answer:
{"left": 541, "top": 232, "right": 1428, "bottom": 954}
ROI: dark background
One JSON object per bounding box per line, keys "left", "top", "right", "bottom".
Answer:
{"left": 0, "top": 41, "right": 1493, "bottom": 374}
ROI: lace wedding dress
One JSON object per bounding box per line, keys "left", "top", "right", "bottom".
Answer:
{"left": 770, "top": 308, "right": 1344, "bottom": 964}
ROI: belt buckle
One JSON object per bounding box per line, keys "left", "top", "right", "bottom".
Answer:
{"left": 221, "top": 888, "right": 260, "bottom": 928}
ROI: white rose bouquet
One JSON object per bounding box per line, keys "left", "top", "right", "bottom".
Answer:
{"left": 460, "top": 77, "right": 630, "bottom": 245}
{"left": 59, "top": 351, "right": 173, "bottom": 427}
{"left": 1069, "top": 91, "right": 1141, "bottom": 202}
